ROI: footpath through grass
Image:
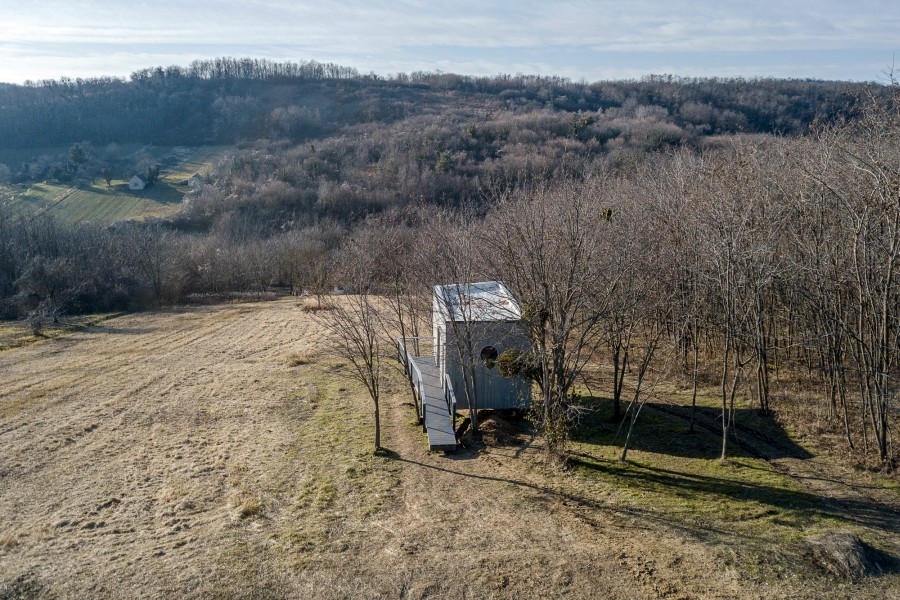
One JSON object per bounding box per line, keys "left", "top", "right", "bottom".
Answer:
{"left": 202, "top": 355, "right": 404, "bottom": 596}
{"left": 277, "top": 359, "right": 402, "bottom": 560}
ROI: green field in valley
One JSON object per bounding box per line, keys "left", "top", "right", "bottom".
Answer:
{"left": 0, "top": 146, "right": 227, "bottom": 224}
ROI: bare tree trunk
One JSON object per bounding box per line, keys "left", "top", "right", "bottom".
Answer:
{"left": 689, "top": 322, "right": 699, "bottom": 433}
{"left": 620, "top": 324, "right": 664, "bottom": 461}
{"left": 611, "top": 324, "right": 632, "bottom": 421}
{"left": 374, "top": 397, "right": 381, "bottom": 450}
{"left": 720, "top": 329, "right": 732, "bottom": 461}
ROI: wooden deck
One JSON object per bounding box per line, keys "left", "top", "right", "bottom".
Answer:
{"left": 408, "top": 356, "right": 457, "bottom": 451}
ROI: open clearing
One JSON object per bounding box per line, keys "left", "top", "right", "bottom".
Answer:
{"left": 0, "top": 146, "right": 226, "bottom": 224}
{"left": 0, "top": 298, "right": 898, "bottom": 598}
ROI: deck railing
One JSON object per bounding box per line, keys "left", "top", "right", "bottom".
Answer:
{"left": 395, "top": 336, "right": 434, "bottom": 363}
{"left": 397, "top": 336, "right": 432, "bottom": 428}
{"left": 396, "top": 336, "right": 456, "bottom": 429}
{"left": 444, "top": 372, "right": 457, "bottom": 430}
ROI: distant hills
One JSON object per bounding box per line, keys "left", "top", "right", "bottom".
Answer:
{"left": 0, "top": 57, "right": 887, "bottom": 151}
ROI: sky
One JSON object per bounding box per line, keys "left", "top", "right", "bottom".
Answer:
{"left": 0, "top": 0, "right": 897, "bottom": 84}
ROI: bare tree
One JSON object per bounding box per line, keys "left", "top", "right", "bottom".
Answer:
{"left": 602, "top": 177, "right": 657, "bottom": 422}
{"left": 694, "top": 148, "right": 761, "bottom": 460}
{"left": 298, "top": 238, "right": 334, "bottom": 308}
{"left": 606, "top": 166, "right": 681, "bottom": 461}
{"left": 355, "top": 220, "right": 428, "bottom": 423}
{"left": 315, "top": 241, "right": 387, "bottom": 452}
{"left": 414, "top": 206, "right": 491, "bottom": 436}
{"left": 484, "top": 179, "right": 617, "bottom": 459}
{"left": 800, "top": 89, "right": 900, "bottom": 464}
{"left": 127, "top": 223, "right": 185, "bottom": 306}
{"left": 618, "top": 320, "right": 671, "bottom": 462}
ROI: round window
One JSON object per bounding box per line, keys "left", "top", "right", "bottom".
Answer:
{"left": 480, "top": 345, "right": 499, "bottom": 368}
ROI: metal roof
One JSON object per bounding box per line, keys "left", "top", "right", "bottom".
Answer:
{"left": 434, "top": 281, "right": 522, "bottom": 322}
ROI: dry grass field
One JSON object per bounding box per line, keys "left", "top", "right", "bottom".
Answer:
{"left": 0, "top": 298, "right": 897, "bottom": 599}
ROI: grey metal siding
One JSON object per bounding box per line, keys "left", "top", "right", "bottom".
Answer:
{"left": 443, "top": 320, "right": 531, "bottom": 411}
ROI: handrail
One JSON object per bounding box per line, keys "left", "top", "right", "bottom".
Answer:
{"left": 396, "top": 336, "right": 436, "bottom": 359}
{"left": 403, "top": 341, "right": 426, "bottom": 405}
{"left": 444, "top": 372, "right": 457, "bottom": 416}
{"left": 397, "top": 336, "right": 430, "bottom": 429}
{"left": 397, "top": 338, "right": 410, "bottom": 367}
{"left": 409, "top": 357, "right": 425, "bottom": 394}
{"left": 398, "top": 336, "right": 455, "bottom": 430}
{"left": 396, "top": 337, "right": 432, "bottom": 382}
{"left": 395, "top": 338, "right": 407, "bottom": 368}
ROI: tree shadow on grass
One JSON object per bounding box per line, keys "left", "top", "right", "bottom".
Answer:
{"left": 389, "top": 449, "right": 900, "bottom": 543}
{"left": 374, "top": 447, "right": 399, "bottom": 459}
{"left": 146, "top": 182, "right": 185, "bottom": 204}
{"left": 573, "top": 396, "right": 813, "bottom": 460}
{"left": 85, "top": 325, "right": 156, "bottom": 335}
{"left": 567, "top": 456, "right": 900, "bottom": 535}
{"left": 388, "top": 437, "right": 900, "bottom": 547}
{"left": 388, "top": 396, "right": 899, "bottom": 572}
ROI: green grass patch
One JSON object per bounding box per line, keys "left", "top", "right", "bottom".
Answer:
{"left": 10, "top": 180, "right": 182, "bottom": 223}
{"left": 273, "top": 361, "right": 402, "bottom": 561}
{"left": 160, "top": 146, "right": 225, "bottom": 182}
{"left": 563, "top": 391, "right": 879, "bottom": 581}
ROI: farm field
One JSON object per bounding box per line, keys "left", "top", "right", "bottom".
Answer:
{"left": 0, "top": 146, "right": 227, "bottom": 224}
{"left": 0, "top": 298, "right": 897, "bottom": 599}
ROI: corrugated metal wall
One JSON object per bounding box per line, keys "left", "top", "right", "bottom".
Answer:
{"left": 442, "top": 321, "right": 532, "bottom": 411}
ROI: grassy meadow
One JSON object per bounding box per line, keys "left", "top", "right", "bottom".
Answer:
{"left": 558, "top": 385, "right": 900, "bottom": 583}
{"left": 0, "top": 146, "right": 227, "bottom": 224}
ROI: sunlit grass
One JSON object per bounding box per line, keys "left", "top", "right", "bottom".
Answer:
{"left": 269, "top": 360, "right": 402, "bottom": 563}
{"left": 0, "top": 313, "right": 121, "bottom": 352}
{"left": 0, "top": 146, "right": 229, "bottom": 224}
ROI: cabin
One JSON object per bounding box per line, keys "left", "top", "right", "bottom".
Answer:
{"left": 397, "top": 281, "right": 532, "bottom": 451}
{"left": 128, "top": 175, "right": 146, "bottom": 190}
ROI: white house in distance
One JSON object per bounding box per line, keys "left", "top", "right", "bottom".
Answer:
{"left": 397, "top": 280, "right": 532, "bottom": 450}
{"left": 128, "top": 175, "right": 147, "bottom": 190}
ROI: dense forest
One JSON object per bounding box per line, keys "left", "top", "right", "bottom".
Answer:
{"left": 0, "top": 59, "right": 897, "bottom": 467}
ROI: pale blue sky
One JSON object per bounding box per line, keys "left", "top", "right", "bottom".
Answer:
{"left": 0, "top": 1, "right": 896, "bottom": 83}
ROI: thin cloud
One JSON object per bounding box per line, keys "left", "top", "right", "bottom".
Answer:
{"left": 0, "top": 0, "right": 896, "bottom": 82}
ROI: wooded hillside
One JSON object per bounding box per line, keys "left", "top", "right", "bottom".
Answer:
{"left": 0, "top": 58, "right": 880, "bottom": 150}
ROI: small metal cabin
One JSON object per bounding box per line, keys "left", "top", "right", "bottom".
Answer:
{"left": 397, "top": 281, "right": 532, "bottom": 451}
{"left": 432, "top": 281, "right": 532, "bottom": 411}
